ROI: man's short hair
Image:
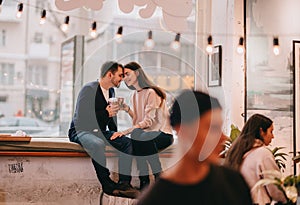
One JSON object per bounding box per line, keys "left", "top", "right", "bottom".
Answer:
{"left": 169, "top": 89, "right": 222, "bottom": 127}
{"left": 100, "top": 61, "right": 123, "bottom": 78}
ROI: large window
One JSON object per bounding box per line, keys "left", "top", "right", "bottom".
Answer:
{"left": 0, "top": 0, "right": 195, "bottom": 138}
{"left": 246, "top": 0, "right": 295, "bottom": 174}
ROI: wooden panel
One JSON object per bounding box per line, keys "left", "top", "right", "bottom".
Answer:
{"left": 0, "top": 134, "right": 31, "bottom": 142}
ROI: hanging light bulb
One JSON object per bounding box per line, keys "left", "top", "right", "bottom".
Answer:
{"left": 236, "top": 37, "right": 244, "bottom": 54}
{"left": 144, "top": 30, "right": 155, "bottom": 49}
{"left": 60, "top": 16, "right": 70, "bottom": 33}
{"left": 89, "top": 21, "right": 97, "bottom": 38}
{"left": 273, "top": 37, "right": 280, "bottom": 56}
{"left": 115, "top": 26, "right": 123, "bottom": 43}
{"left": 40, "top": 9, "right": 46, "bottom": 24}
{"left": 16, "top": 3, "right": 23, "bottom": 18}
{"left": 170, "top": 33, "right": 181, "bottom": 51}
{"left": 206, "top": 35, "right": 213, "bottom": 54}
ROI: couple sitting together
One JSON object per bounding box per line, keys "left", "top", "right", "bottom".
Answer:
{"left": 68, "top": 61, "right": 174, "bottom": 198}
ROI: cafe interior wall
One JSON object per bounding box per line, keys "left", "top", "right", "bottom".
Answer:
{"left": 195, "top": 0, "right": 245, "bottom": 135}
{"left": 196, "top": 0, "right": 298, "bottom": 175}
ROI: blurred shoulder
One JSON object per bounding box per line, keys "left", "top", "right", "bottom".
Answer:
{"left": 211, "top": 164, "right": 248, "bottom": 183}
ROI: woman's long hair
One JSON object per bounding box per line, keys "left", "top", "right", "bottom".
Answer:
{"left": 224, "top": 113, "right": 273, "bottom": 170}
{"left": 124, "top": 61, "right": 166, "bottom": 102}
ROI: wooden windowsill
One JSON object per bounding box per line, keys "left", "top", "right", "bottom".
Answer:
{"left": 0, "top": 137, "right": 176, "bottom": 158}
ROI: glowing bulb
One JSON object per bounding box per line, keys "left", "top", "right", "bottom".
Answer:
{"left": 16, "top": 3, "right": 23, "bottom": 18}
{"left": 273, "top": 37, "right": 280, "bottom": 56}
{"left": 206, "top": 35, "right": 213, "bottom": 54}
{"left": 144, "top": 30, "right": 155, "bottom": 49}
{"left": 237, "top": 46, "right": 244, "bottom": 54}
{"left": 170, "top": 33, "right": 181, "bottom": 51}
{"left": 115, "top": 34, "right": 122, "bottom": 43}
{"left": 144, "top": 39, "right": 155, "bottom": 49}
{"left": 90, "top": 30, "right": 97, "bottom": 38}
{"left": 60, "top": 16, "right": 69, "bottom": 33}
{"left": 236, "top": 37, "right": 244, "bottom": 54}
{"left": 273, "top": 46, "right": 280, "bottom": 56}
{"left": 16, "top": 11, "right": 22, "bottom": 18}
{"left": 206, "top": 45, "right": 213, "bottom": 54}
{"left": 170, "top": 41, "right": 180, "bottom": 50}
{"left": 60, "top": 24, "right": 68, "bottom": 32}
{"left": 40, "top": 10, "right": 46, "bottom": 25}
{"left": 40, "top": 18, "right": 46, "bottom": 24}
{"left": 90, "top": 21, "right": 97, "bottom": 38}
{"left": 115, "top": 26, "right": 123, "bottom": 43}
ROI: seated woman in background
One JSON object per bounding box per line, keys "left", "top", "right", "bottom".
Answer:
{"left": 224, "top": 113, "right": 287, "bottom": 205}
{"left": 111, "top": 61, "right": 174, "bottom": 190}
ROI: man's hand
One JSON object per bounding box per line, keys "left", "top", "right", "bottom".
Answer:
{"left": 106, "top": 104, "right": 119, "bottom": 117}
{"left": 110, "top": 132, "right": 123, "bottom": 140}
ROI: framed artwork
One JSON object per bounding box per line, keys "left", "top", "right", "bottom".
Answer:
{"left": 208, "top": 45, "right": 222, "bottom": 87}
{"left": 293, "top": 40, "right": 300, "bottom": 175}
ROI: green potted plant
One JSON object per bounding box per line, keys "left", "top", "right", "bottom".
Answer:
{"left": 253, "top": 170, "right": 299, "bottom": 205}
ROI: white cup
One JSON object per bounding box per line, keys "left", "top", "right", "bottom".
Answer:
{"left": 108, "top": 97, "right": 118, "bottom": 106}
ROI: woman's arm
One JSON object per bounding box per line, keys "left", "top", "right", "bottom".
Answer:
{"left": 123, "top": 103, "right": 134, "bottom": 118}
{"left": 260, "top": 150, "right": 287, "bottom": 203}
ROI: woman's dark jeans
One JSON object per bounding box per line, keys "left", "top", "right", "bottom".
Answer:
{"left": 131, "top": 128, "right": 173, "bottom": 184}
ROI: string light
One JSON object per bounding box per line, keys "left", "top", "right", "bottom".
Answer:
{"left": 60, "top": 16, "right": 70, "bottom": 33}
{"left": 206, "top": 35, "right": 213, "bottom": 54}
{"left": 89, "top": 21, "right": 97, "bottom": 38}
{"left": 273, "top": 37, "right": 280, "bottom": 56}
{"left": 16, "top": 3, "right": 23, "bottom": 18}
{"left": 237, "top": 37, "right": 244, "bottom": 54}
{"left": 0, "top": 0, "right": 4, "bottom": 13}
{"left": 144, "top": 30, "right": 155, "bottom": 49}
{"left": 115, "top": 26, "right": 123, "bottom": 43}
{"left": 170, "top": 33, "right": 181, "bottom": 51}
{"left": 40, "top": 9, "right": 46, "bottom": 24}
{"left": 7, "top": 2, "right": 257, "bottom": 54}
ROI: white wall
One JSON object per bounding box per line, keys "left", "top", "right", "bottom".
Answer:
{"left": 195, "top": 0, "right": 245, "bottom": 135}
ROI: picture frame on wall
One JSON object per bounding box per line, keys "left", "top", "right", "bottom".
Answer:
{"left": 208, "top": 45, "right": 222, "bottom": 87}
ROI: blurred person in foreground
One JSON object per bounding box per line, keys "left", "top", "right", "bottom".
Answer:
{"left": 224, "top": 113, "right": 287, "bottom": 205}
{"left": 136, "top": 90, "right": 253, "bottom": 205}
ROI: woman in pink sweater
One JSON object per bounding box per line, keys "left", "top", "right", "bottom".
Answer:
{"left": 224, "top": 114, "right": 286, "bottom": 205}
{"left": 111, "top": 61, "right": 174, "bottom": 190}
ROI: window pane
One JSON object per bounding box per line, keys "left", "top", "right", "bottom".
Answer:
{"left": 0, "top": 0, "right": 195, "bottom": 138}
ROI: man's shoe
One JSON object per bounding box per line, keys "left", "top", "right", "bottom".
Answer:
{"left": 116, "top": 181, "right": 140, "bottom": 198}
{"left": 118, "top": 188, "right": 140, "bottom": 199}
{"left": 101, "top": 179, "right": 140, "bottom": 198}
{"left": 117, "top": 181, "right": 137, "bottom": 190}
{"left": 101, "top": 178, "right": 124, "bottom": 195}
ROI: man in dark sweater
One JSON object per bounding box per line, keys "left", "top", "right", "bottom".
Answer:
{"left": 68, "top": 61, "right": 138, "bottom": 198}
